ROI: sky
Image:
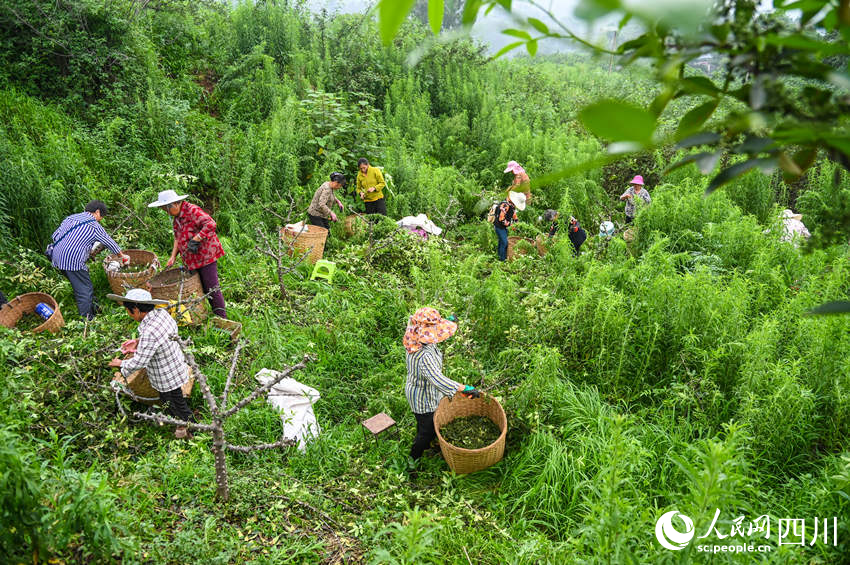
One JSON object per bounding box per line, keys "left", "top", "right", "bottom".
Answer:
{"left": 306, "top": 0, "right": 622, "bottom": 55}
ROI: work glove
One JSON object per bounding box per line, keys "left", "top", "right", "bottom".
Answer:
{"left": 461, "top": 385, "right": 480, "bottom": 399}
{"left": 447, "top": 314, "right": 457, "bottom": 322}
{"left": 187, "top": 239, "right": 202, "bottom": 253}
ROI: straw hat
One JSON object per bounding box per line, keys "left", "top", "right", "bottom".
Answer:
{"left": 403, "top": 307, "right": 458, "bottom": 354}
{"left": 147, "top": 189, "right": 189, "bottom": 208}
{"left": 107, "top": 288, "right": 169, "bottom": 306}
{"left": 781, "top": 209, "right": 803, "bottom": 221}
{"left": 508, "top": 191, "right": 527, "bottom": 211}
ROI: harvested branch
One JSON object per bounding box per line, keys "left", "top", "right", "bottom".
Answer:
{"left": 220, "top": 339, "right": 245, "bottom": 410}
{"left": 224, "top": 439, "right": 295, "bottom": 453}
{"left": 221, "top": 355, "right": 312, "bottom": 418}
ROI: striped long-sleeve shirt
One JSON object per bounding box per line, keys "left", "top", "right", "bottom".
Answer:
{"left": 50, "top": 212, "right": 121, "bottom": 271}
{"left": 405, "top": 344, "right": 461, "bottom": 414}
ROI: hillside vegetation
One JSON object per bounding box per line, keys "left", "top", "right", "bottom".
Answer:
{"left": 1, "top": 1, "right": 848, "bottom": 563}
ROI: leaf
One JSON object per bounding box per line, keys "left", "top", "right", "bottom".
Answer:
{"left": 527, "top": 17, "right": 549, "bottom": 34}
{"left": 676, "top": 132, "right": 721, "bottom": 148}
{"left": 462, "top": 0, "right": 484, "bottom": 25}
{"left": 503, "top": 29, "right": 532, "bottom": 40}
{"left": 428, "top": 0, "right": 444, "bottom": 35}
{"left": 618, "top": 13, "right": 632, "bottom": 30}
{"left": 676, "top": 100, "right": 719, "bottom": 138}
{"left": 680, "top": 76, "right": 720, "bottom": 96}
{"left": 806, "top": 301, "right": 850, "bottom": 316}
{"left": 526, "top": 39, "right": 538, "bottom": 56}
{"left": 579, "top": 100, "right": 656, "bottom": 144}
{"left": 493, "top": 41, "right": 524, "bottom": 59}
{"left": 378, "top": 0, "right": 417, "bottom": 46}
{"left": 778, "top": 152, "right": 803, "bottom": 177}
{"left": 705, "top": 158, "right": 777, "bottom": 194}
{"left": 665, "top": 151, "right": 721, "bottom": 174}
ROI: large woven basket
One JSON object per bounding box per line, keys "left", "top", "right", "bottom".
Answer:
{"left": 103, "top": 249, "right": 159, "bottom": 294}
{"left": 434, "top": 393, "right": 508, "bottom": 475}
{"left": 0, "top": 292, "right": 64, "bottom": 334}
{"left": 113, "top": 365, "right": 194, "bottom": 405}
{"left": 280, "top": 224, "right": 328, "bottom": 264}
{"left": 507, "top": 236, "right": 536, "bottom": 261}
{"left": 147, "top": 268, "right": 207, "bottom": 324}
{"left": 343, "top": 215, "right": 366, "bottom": 237}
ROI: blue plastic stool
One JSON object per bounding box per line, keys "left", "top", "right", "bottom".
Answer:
{"left": 310, "top": 260, "right": 337, "bottom": 283}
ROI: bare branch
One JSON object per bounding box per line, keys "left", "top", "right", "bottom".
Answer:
{"left": 132, "top": 411, "right": 216, "bottom": 431}
{"left": 221, "top": 355, "right": 313, "bottom": 418}
{"left": 220, "top": 339, "right": 245, "bottom": 410}
{"left": 173, "top": 335, "right": 219, "bottom": 414}
{"left": 224, "top": 438, "right": 295, "bottom": 452}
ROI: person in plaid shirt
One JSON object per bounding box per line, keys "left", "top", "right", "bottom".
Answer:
{"left": 108, "top": 289, "right": 194, "bottom": 439}
{"left": 148, "top": 190, "right": 227, "bottom": 318}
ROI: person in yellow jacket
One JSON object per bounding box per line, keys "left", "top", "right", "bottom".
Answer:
{"left": 356, "top": 158, "right": 387, "bottom": 215}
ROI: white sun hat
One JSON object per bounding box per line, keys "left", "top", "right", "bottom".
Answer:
{"left": 508, "top": 191, "right": 527, "bottom": 211}
{"left": 107, "top": 288, "right": 169, "bottom": 305}
{"left": 147, "top": 189, "right": 189, "bottom": 208}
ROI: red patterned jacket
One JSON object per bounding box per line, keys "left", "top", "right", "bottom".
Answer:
{"left": 173, "top": 201, "right": 225, "bottom": 270}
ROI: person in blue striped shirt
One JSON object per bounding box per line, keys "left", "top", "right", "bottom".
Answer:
{"left": 49, "top": 200, "right": 128, "bottom": 319}
{"left": 404, "top": 308, "right": 480, "bottom": 467}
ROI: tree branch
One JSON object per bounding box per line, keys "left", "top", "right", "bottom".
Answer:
{"left": 220, "top": 339, "right": 245, "bottom": 410}
{"left": 221, "top": 354, "right": 313, "bottom": 418}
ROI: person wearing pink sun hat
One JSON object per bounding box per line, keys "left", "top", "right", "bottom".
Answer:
{"left": 504, "top": 160, "right": 532, "bottom": 201}
{"left": 619, "top": 174, "right": 652, "bottom": 224}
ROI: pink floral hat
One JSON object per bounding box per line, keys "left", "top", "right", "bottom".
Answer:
{"left": 504, "top": 161, "right": 527, "bottom": 176}
{"left": 403, "top": 307, "right": 457, "bottom": 354}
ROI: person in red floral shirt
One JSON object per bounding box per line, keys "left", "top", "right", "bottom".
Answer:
{"left": 148, "top": 190, "right": 227, "bottom": 318}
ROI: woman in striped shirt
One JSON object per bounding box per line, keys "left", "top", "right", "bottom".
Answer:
{"left": 404, "top": 308, "right": 479, "bottom": 466}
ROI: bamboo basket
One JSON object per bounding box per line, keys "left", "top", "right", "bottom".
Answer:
{"left": 280, "top": 224, "right": 328, "bottom": 264}
{"left": 147, "top": 268, "right": 208, "bottom": 324}
{"left": 535, "top": 234, "right": 548, "bottom": 257}
{"left": 103, "top": 249, "right": 159, "bottom": 294}
{"left": 507, "top": 236, "right": 536, "bottom": 261}
{"left": 623, "top": 227, "right": 636, "bottom": 243}
{"left": 343, "top": 215, "right": 366, "bottom": 237}
{"left": 113, "top": 365, "right": 194, "bottom": 405}
{"left": 0, "top": 292, "right": 64, "bottom": 334}
{"left": 434, "top": 393, "right": 507, "bottom": 474}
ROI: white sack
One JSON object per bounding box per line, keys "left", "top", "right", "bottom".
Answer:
{"left": 396, "top": 214, "right": 443, "bottom": 236}
{"left": 254, "top": 369, "right": 320, "bottom": 451}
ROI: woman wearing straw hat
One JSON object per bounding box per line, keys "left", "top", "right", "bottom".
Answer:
{"left": 504, "top": 160, "right": 531, "bottom": 201}
{"left": 493, "top": 191, "right": 527, "bottom": 261}
{"left": 148, "top": 190, "right": 227, "bottom": 318}
{"left": 404, "top": 308, "right": 479, "bottom": 469}
{"left": 619, "top": 175, "right": 651, "bottom": 224}
{"left": 107, "top": 288, "right": 194, "bottom": 439}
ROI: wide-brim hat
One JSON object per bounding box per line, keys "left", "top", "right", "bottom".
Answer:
{"left": 403, "top": 307, "right": 457, "bottom": 353}
{"left": 629, "top": 175, "right": 645, "bottom": 186}
{"left": 147, "top": 189, "right": 189, "bottom": 208}
{"left": 107, "top": 288, "right": 169, "bottom": 306}
{"left": 781, "top": 208, "right": 803, "bottom": 221}
{"left": 504, "top": 160, "right": 526, "bottom": 175}
{"left": 508, "top": 191, "right": 527, "bottom": 211}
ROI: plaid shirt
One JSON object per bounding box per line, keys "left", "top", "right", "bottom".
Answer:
{"left": 120, "top": 308, "right": 189, "bottom": 392}
{"left": 173, "top": 202, "right": 225, "bottom": 271}
{"left": 620, "top": 187, "right": 651, "bottom": 217}
{"left": 405, "top": 344, "right": 461, "bottom": 414}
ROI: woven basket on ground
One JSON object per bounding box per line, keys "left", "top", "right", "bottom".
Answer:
{"left": 434, "top": 393, "right": 508, "bottom": 475}
{"left": 622, "top": 227, "right": 636, "bottom": 243}
{"left": 113, "top": 365, "right": 194, "bottom": 405}
{"left": 103, "top": 249, "right": 159, "bottom": 294}
{"left": 535, "top": 235, "right": 548, "bottom": 257}
{"left": 147, "top": 268, "right": 207, "bottom": 324}
{"left": 0, "top": 292, "right": 64, "bottom": 334}
{"left": 507, "top": 236, "right": 536, "bottom": 261}
{"left": 343, "top": 215, "right": 366, "bottom": 237}
{"left": 280, "top": 224, "right": 328, "bottom": 264}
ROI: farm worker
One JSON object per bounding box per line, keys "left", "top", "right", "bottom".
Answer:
{"left": 307, "top": 172, "right": 347, "bottom": 230}
{"left": 404, "top": 307, "right": 480, "bottom": 465}
{"left": 107, "top": 288, "right": 194, "bottom": 439}
{"left": 567, "top": 216, "right": 587, "bottom": 257}
{"left": 148, "top": 190, "right": 227, "bottom": 319}
{"left": 779, "top": 209, "right": 811, "bottom": 246}
{"left": 493, "top": 191, "right": 526, "bottom": 261}
{"left": 543, "top": 209, "right": 559, "bottom": 237}
{"left": 356, "top": 158, "right": 387, "bottom": 216}
{"left": 48, "top": 200, "right": 129, "bottom": 320}
{"left": 619, "top": 175, "right": 651, "bottom": 224}
{"left": 504, "top": 160, "right": 531, "bottom": 201}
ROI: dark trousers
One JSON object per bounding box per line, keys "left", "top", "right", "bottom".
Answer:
{"left": 364, "top": 197, "right": 387, "bottom": 216}
{"left": 62, "top": 269, "right": 96, "bottom": 320}
{"left": 569, "top": 229, "right": 587, "bottom": 257}
{"left": 308, "top": 214, "right": 330, "bottom": 231}
{"left": 625, "top": 215, "right": 634, "bottom": 225}
{"left": 195, "top": 261, "right": 226, "bottom": 318}
{"left": 160, "top": 387, "right": 194, "bottom": 423}
{"left": 410, "top": 412, "right": 437, "bottom": 460}
{"left": 494, "top": 226, "right": 508, "bottom": 261}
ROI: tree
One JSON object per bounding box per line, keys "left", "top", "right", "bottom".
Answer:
{"left": 412, "top": 0, "right": 468, "bottom": 32}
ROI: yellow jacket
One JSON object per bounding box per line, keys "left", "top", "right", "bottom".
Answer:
{"left": 356, "top": 166, "right": 386, "bottom": 202}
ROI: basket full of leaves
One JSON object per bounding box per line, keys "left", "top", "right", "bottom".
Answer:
{"left": 103, "top": 249, "right": 159, "bottom": 294}
{"left": 434, "top": 393, "right": 507, "bottom": 474}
